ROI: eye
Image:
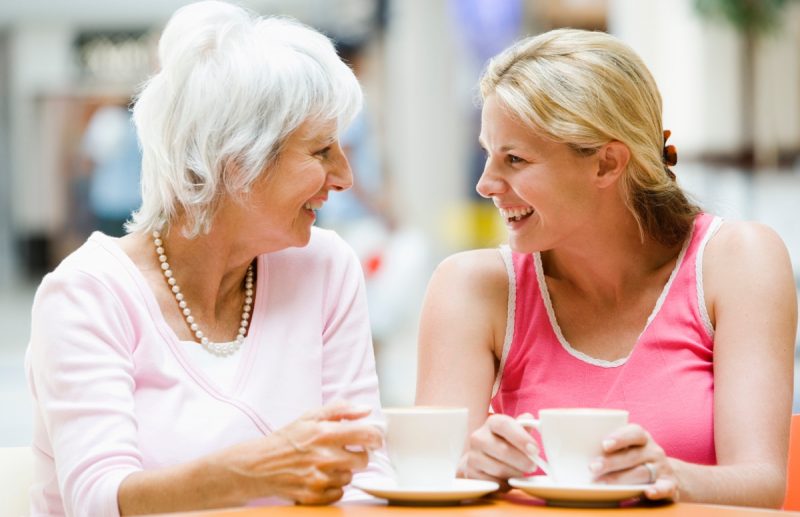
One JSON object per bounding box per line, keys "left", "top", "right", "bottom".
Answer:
{"left": 507, "top": 154, "right": 525, "bottom": 165}
{"left": 314, "top": 145, "right": 332, "bottom": 158}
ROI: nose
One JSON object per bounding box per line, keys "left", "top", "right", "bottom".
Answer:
{"left": 475, "top": 156, "right": 504, "bottom": 199}
{"left": 327, "top": 142, "right": 353, "bottom": 192}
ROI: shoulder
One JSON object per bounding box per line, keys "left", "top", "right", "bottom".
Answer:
{"left": 704, "top": 219, "right": 795, "bottom": 308}
{"left": 31, "top": 235, "right": 139, "bottom": 347}
{"left": 704, "top": 220, "right": 792, "bottom": 271}
{"left": 41, "top": 233, "right": 133, "bottom": 293}
{"left": 426, "top": 248, "right": 509, "bottom": 316}
{"left": 433, "top": 248, "right": 509, "bottom": 291}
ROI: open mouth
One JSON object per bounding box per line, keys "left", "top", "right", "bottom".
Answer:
{"left": 303, "top": 201, "right": 323, "bottom": 213}
{"left": 499, "top": 206, "right": 535, "bottom": 223}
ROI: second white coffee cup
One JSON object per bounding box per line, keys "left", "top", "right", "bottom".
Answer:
{"left": 383, "top": 407, "right": 468, "bottom": 488}
{"left": 518, "top": 408, "right": 629, "bottom": 486}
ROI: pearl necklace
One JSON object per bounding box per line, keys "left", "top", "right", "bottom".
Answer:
{"left": 152, "top": 230, "right": 253, "bottom": 357}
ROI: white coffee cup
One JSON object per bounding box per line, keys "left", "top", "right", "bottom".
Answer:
{"left": 518, "top": 408, "right": 628, "bottom": 486}
{"left": 383, "top": 407, "right": 468, "bottom": 488}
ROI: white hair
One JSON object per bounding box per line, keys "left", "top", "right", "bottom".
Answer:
{"left": 127, "top": 0, "right": 362, "bottom": 237}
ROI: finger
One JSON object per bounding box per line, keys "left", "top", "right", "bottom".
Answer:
{"left": 305, "top": 400, "right": 372, "bottom": 422}
{"left": 298, "top": 486, "right": 344, "bottom": 505}
{"left": 602, "top": 424, "right": 649, "bottom": 452}
{"left": 644, "top": 478, "right": 677, "bottom": 500}
{"left": 487, "top": 415, "right": 538, "bottom": 456}
{"left": 472, "top": 429, "right": 537, "bottom": 473}
{"left": 594, "top": 461, "right": 654, "bottom": 485}
{"left": 318, "top": 421, "right": 384, "bottom": 450}
{"left": 591, "top": 444, "right": 648, "bottom": 479}
{"left": 322, "top": 469, "right": 354, "bottom": 488}
{"left": 313, "top": 443, "right": 371, "bottom": 471}
{"left": 467, "top": 449, "right": 530, "bottom": 480}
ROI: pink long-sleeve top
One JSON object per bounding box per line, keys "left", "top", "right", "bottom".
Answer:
{"left": 25, "top": 228, "right": 391, "bottom": 517}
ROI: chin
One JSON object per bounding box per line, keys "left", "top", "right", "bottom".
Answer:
{"left": 509, "top": 236, "right": 542, "bottom": 255}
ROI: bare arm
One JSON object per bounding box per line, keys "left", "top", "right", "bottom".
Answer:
{"left": 679, "top": 221, "right": 795, "bottom": 506}
{"left": 416, "top": 250, "right": 538, "bottom": 482}
{"left": 595, "top": 222, "right": 796, "bottom": 507}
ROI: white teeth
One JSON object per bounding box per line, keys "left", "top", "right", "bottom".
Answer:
{"left": 498, "top": 206, "right": 534, "bottom": 221}
{"left": 304, "top": 201, "right": 324, "bottom": 210}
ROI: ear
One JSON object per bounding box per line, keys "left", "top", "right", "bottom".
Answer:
{"left": 594, "top": 141, "right": 630, "bottom": 188}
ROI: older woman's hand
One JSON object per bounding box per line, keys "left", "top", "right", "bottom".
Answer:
{"left": 460, "top": 413, "right": 539, "bottom": 486}
{"left": 590, "top": 423, "right": 679, "bottom": 501}
{"left": 221, "top": 400, "right": 383, "bottom": 505}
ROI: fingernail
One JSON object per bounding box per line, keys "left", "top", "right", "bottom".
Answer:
{"left": 602, "top": 439, "right": 616, "bottom": 450}
{"left": 525, "top": 444, "right": 538, "bottom": 457}
{"left": 589, "top": 460, "right": 603, "bottom": 473}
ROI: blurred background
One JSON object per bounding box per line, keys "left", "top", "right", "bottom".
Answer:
{"left": 1, "top": 0, "right": 799, "bottom": 446}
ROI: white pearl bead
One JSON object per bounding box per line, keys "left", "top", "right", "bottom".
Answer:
{"left": 154, "top": 233, "right": 251, "bottom": 356}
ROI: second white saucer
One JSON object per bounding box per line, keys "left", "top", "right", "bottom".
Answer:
{"left": 353, "top": 478, "right": 499, "bottom": 505}
{"left": 510, "top": 476, "right": 650, "bottom": 507}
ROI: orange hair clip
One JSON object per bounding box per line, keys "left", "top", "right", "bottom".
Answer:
{"left": 663, "top": 129, "right": 677, "bottom": 180}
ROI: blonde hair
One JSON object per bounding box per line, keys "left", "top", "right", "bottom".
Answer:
{"left": 127, "top": 1, "right": 362, "bottom": 237}
{"left": 480, "top": 28, "right": 699, "bottom": 247}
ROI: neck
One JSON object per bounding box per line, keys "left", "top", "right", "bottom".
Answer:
{"left": 541, "top": 204, "right": 684, "bottom": 303}
{"left": 159, "top": 225, "right": 255, "bottom": 316}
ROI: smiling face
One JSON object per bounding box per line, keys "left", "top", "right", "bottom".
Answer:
{"left": 477, "top": 95, "right": 602, "bottom": 254}
{"left": 223, "top": 118, "right": 352, "bottom": 251}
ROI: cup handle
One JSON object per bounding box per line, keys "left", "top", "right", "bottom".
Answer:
{"left": 516, "top": 417, "right": 553, "bottom": 478}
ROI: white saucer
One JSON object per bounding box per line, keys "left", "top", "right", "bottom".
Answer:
{"left": 509, "top": 476, "right": 651, "bottom": 507}
{"left": 352, "top": 478, "right": 499, "bottom": 505}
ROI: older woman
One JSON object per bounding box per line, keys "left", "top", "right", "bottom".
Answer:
{"left": 416, "top": 29, "right": 796, "bottom": 507}
{"left": 26, "top": 2, "right": 390, "bottom": 515}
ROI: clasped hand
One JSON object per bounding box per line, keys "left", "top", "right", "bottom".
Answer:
{"left": 221, "top": 400, "right": 384, "bottom": 505}
{"left": 461, "top": 414, "right": 678, "bottom": 500}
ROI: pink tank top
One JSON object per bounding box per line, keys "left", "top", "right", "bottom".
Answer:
{"left": 491, "top": 213, "right": 722, "bottom": 465}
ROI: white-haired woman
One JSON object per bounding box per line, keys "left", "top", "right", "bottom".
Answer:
{"left": 26, "top": 2, "right": 390, "bottom": 514}
{"left": 416, "top": 29, "right": 796, "bottom": 507}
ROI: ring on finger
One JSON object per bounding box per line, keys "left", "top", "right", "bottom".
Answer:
{"left": 643, "top": 462, "right": 657, "bottom": 484}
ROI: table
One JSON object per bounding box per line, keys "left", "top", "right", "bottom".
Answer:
{"left": 152, "top": 491, "right": 795, "bottom": 516}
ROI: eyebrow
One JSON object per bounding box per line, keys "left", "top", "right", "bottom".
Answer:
{"left": 478, "top": 137, "right": 522, "bottom": 153}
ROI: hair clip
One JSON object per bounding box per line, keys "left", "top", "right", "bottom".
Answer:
{"left": 663, "top": 129, "right": 677, "bottom": 180}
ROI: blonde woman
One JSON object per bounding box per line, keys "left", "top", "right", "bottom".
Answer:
{"left": 26, "top": 2, "right": 389, "bottom": 515}
{"left": 416, "top": 29, "right": 796, "bottom": 507}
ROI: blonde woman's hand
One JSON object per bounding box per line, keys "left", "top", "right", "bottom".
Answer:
{"left": 219, "top": 400, "right": 384, "bottom": 505}
{"left": 460, "top": 413, "right": 539, "bottom": 486}
{"left": 590, "top": 423, "right": 679, "bottom": 501}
